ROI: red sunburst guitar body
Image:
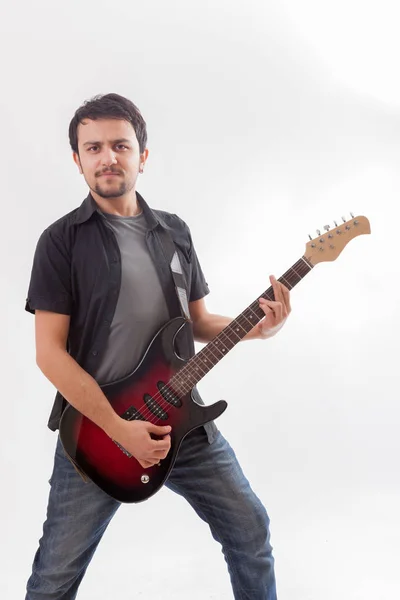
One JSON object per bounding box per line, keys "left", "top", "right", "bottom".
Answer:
{"left": 59, "top": 317, "right": 227, "bottom": 503}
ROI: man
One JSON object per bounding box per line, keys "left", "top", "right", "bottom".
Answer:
{"left": 25, "top": 93, "right": 291, "bottom": 599}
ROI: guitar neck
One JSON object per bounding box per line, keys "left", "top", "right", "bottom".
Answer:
{"left": 170, "top": 255, "right": 314, "bottom": 393}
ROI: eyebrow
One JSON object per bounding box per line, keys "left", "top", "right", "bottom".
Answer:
{"left": 82, "top": 138, "right": 132, "bottom": 147}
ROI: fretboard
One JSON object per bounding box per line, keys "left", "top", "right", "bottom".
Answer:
{"left": 169, "top": 256, "right": 314, "bottom": 395}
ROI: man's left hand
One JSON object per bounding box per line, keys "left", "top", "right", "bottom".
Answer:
{"left": 257, "top": 275, "right": 291, "bottom": 339}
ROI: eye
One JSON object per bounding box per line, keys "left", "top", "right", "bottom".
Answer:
{"left": 86, "top": 144, "right": 130, "bottom": 152}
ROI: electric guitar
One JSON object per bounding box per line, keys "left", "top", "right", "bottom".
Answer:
{"left": 59, "top": 214, "right": 371, "bottom": 503}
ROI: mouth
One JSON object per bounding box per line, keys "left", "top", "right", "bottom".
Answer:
{"left": 101, "top": 173, "right": 120, "bottom": 177}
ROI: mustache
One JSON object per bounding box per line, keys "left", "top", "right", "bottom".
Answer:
{"left": 98, "top": 169, "right": 122, "bottom": 175}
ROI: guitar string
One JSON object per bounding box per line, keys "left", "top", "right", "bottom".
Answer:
{"left": 110, "top": 257, "right": 312, "bottom": 438}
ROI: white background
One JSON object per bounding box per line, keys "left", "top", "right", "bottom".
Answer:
{"left": 1, "top": 1, "right": 399, "bottom": 598}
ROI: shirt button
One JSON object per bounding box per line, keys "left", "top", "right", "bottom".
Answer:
{"left": 92, "top": 350, "right": 98, "bottom": 356}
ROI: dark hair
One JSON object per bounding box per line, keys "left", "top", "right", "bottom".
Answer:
{"left": 68, "top": 93, "right": 148, "bottom": 156}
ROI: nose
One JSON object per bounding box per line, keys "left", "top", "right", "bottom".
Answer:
{"left": 102, "top": 149, "right": 117, "bottom": 167}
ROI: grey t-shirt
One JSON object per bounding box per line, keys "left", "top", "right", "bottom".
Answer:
{"left": 93, "top": 209, "right": 170, "bottom": 385}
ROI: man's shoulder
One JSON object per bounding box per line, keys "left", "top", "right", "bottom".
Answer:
{"left": 40, "top": 207, "right": 82, "bottom": 240}
{"left": 153, "top": 209, "right": 188, "bottom": 232}
{"left": 152, "top": 209, "right": 193, "bottom": 258}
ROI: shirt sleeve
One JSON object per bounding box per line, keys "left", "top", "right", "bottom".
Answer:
{"left": 25, "top": 228, "right": 72, "bottom": 315}
{"left": 186, "top": 225, "right": 210, "bottom": 302}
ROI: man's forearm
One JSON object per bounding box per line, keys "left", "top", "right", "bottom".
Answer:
{"left": 192, "top": 314, "right": 260, "bottom": 343}
{"left": 37, "top": 350, "right": 121, "bottom": 438}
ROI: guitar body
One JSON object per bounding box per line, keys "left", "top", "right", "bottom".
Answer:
{"left": 59, "top": 317, "right": 228, "bottom": 503}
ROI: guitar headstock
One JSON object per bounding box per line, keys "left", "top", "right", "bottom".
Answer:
{"left": 305, "top": 214, "right": 371, "bottom": 265}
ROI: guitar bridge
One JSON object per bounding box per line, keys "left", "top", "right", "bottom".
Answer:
{"left": 113, "top": 440, "right": 133, "bottom": 458}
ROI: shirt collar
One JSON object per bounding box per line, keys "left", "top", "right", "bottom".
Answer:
{"left": 74, "top": 190, "right": 161, "bottom": 230}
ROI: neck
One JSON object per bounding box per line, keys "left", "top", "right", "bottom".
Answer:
{"left": 91, "top": 190, "right": 141, "bottom": 217}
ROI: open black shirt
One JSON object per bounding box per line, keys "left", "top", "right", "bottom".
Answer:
{"left": 25, "top": 191, "right": 217, "bottom": 442}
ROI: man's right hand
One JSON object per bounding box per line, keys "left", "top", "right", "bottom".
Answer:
{"left": 107, "top": 419, "right": 172, "bottom": 469}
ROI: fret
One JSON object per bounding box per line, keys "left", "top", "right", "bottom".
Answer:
{"left": 203, "top": 344, "right": 223, "bottom": 363}
{"left": 288, "top": 265, "right": 303, "bottom": 283}
{"left": 222, "top": 326, "right": 241, "bottom": 345}
{"left": 227, "top": 321, "right": 247, "bottom": 339}
{"left": 300, "top": 257, "right": 311, "bottom": 270}
{"left": 206, "top": 338, "right": 228, "bottom": 360}
{"left": 279, "top": 274, "right": 293, "bottom": 289}
{"left": 196, "top": 349, "right": 216, "bottom": 371}
{"left": 201, "top": 345, "right": 220, "bottom": 367}
{"left": 170, "top": 375, "right": 190, "bottom": 396}
{"left": 236, "top": 312, "right": 256, "bottom": 335}
{"left": 240, "top": 311, "right": 254, "bottom": 328}
{"left": 192, "top": 351, "right": 213, "bottom": 375}
{"left": 178, "top": 359, "right": 205, "bottom": 385}
{"left": 248, "top": 303, "right": 266, "bottom": 320}
{"left": 170, "top": 256, "right": 313, "bottom": 390}
{"left": 216, "top": 328, "right": 237, "bottom": 351}
{"left": 191, "top": 361, "right": 207, "bottom": 378}
{"left": 245, "top": 305, "right": 261, "bottom": 324}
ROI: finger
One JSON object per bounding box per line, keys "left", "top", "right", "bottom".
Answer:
{"left": 151, "top": 451, "right": 169, "bottom": 462}
{"left": 146, "top": 423, "right": 172, "bottom": 436}
{"left": 149, "top": 445, "right": 169, "bottom": 460}
{"left": 259, "top": 300, "right": 274, "bottom": 322}
{"left": 269, "top": 275, "right": 282, "bottom": 302}
{"left": 279, "top": 281, "right": 290, "bottom": 294}
{"left": 275, "top": 280, "right": 290, "bottom": 314}
{"left": 275, "top": 283, "right": 290, "bottom": 315}
{"left": 152, "top": 436, "right": 171, "bottom": 453}
{"left": 152, "top": 448, "right": 168, "bottom": 457}
{"left": 259, "top": 299, "right": 276, "bottom": 319}
{"left": 272, "top": 276, "right": 291, "bottom": 314}
{"left": 273, "top": 292, "right": 286, "bottom": 315}
{"left": 150, "top": 439, "right": 170, "bottom": 453}
{"left": 138, "top": 459, "right": 154, "bottom": 469}
{"left": 151, "top": 434, "right": 172, "bottom": 453}
{"left": 280, "top": 284, "right": 291, "bottom": 313}
{"left": 156, "top": 433, "right": 171, "bottom": 446}
{"left": 260, "top": 299, "right": 284, "bottom": 321}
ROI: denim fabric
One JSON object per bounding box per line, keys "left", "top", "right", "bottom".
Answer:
{"left": 26, "top": 429, "right": 276, "bottom": 599}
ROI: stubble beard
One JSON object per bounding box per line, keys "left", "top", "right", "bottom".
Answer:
{"left": 92, "top": 175, "right": 136, "bottom": 200}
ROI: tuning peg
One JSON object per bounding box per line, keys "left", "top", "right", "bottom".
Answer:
{"left": 334, "top": 220, "right": 338, "bottom": 227}
{"left": 342, "top": 216, "right": 346, "bottom": 223}
{"left": 316, "top": 229, "right": 321, "bottom": 236}
{"left": 350, "top": 212, "right": 354, "bottom": 218}
{"left": 324, "top": 225, "right": 330, "bottom": 231}
{"left": 308, "top": 234, "right": 313, "bottom": 241}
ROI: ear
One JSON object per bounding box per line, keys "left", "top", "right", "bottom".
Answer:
{"left": 140, "top": 148, "right": 149, "bottom": 165}
{"left": 73, "top": 152, "right": 83, "bottom": 174}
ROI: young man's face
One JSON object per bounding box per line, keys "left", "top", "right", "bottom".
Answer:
{"left": 73, "top": 118, "right": 148, "bottom": 200}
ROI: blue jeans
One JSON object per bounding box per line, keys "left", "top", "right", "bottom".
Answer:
{"left": 25, "top": 428, "right": 277, "bottom": 599}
